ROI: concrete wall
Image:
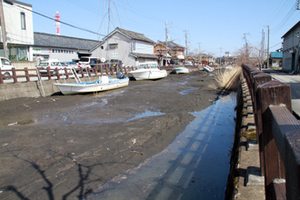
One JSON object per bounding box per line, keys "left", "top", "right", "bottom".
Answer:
{"left": 0, "top": 76, "right": 98, "bottom": 101}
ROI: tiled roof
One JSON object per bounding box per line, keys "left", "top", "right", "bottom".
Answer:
{"left": 130, "top": 52, "right": 158, "bottom": 59}
{"left": 34, "top": 32, "right": 100, "bottom": 50}
{"left": 157, "top": 41, "right": 185, "bottom": 50}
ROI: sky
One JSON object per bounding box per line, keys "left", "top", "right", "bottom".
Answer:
{"left": 20, "top": 0, "right": 300, "bottom": 57}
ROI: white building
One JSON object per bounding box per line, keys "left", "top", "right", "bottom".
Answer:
{"left": 91, "top": 27, "right": 157, "bottom": 66}
{"left": 33, "top": 32, "right": 99, "bottom": 62}
{"left": 0, "top": 0, "right": 34, "bottom": 61}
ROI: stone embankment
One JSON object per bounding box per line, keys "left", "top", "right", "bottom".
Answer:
{"left": 231, "top": 78, "right": 265, "bottom": 199}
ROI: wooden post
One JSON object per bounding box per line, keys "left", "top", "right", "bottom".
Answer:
{"left": 24, "top": 68, "right": 30, "bottom": 82}
{"left": 55, "top": 68, "right": 60, "bottom": 80}
{"left": 12, "top": 68, "right": 18, "bottom": 83}
{"left": 253, "top": 73, "right": 272, "bottom": 176}
{"left": 0, "top": 69, "right": 3, "bottom": 84}
{"left": 258, "top": 80, "right": 291, "bottom": 200}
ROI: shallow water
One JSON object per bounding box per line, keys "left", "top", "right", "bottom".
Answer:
{"left": 87, "top": 93, "right": 237, "bottom": 200}
{"left": 127, "top": 109, "right": 165, "bottom": 122}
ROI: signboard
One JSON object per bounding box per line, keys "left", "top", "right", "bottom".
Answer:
{"left": 111, "top": 53, "right": 118, "bottom": 58}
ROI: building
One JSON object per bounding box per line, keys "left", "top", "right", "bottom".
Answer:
{"left": 91, "top": 27, "right": 157, "bottom": 66}
{"left": 154, "top": 41, "right": 185, "bottom": 65}
{"left": 33, "top": 32, "right": 99, "bottom": 62}
{"left": 0, "top": 0, "right": 34, "bottom": 61}
{"left": 281, "top": 21, "right": 300, "bottom": 72}
{"left": 270, "top": 51, "right": 282, "bottom": 68}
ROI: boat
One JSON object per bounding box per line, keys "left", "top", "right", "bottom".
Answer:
{"left": 172, "top": 65, "right": 189, "bottom": 74}
{"left": 128, "top": 62, "right": 167, "bottom": 80}
{"left": 204, "top": 65, "right": 214, "bottom": 72}
{"left": 54, "top": 74, "right": 129, "bottom": 95}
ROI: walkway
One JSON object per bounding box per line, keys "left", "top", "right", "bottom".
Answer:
{"left": 263, "top": 69, "right": 300, "bottom": 117}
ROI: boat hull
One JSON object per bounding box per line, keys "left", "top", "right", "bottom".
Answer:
{"left": 54, "top": 78, "right": 129, "bottom": 95}
{"left": 128, "top": 69, "right": 167, "bottom": 80}
{"left": 172, "top": 67, "right": 189, "bottom": 74}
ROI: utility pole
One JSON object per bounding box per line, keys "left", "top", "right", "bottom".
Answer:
{"left": 198, "top": 42, "right": 201, "bottom": 65}
{"left": 267, "top": 25, "right": 270, "bottom": 68}
{"left": 261, "top": 29, "right": 265, "bottom": 70}
{"left": 165, "top": 20, "right": 169, "bottom": 66}
{"left": 0, "top": 0, "right": 8, "bottom": 58}
{"left": 220, "top": 47, "right": 222, "bottom": 65}
{"left": 184, "top": 30, "right": 188, "bottom": 57}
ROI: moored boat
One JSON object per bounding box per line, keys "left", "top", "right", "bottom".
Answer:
{"left": 204, "top": 65, "right": 214, "bottom": 72}
{"left": 128, "top": 62, "right": 167, "bottom": 80}
{"left": 172, "top": 65, "right": 189, "bottom": 74}
{"left": 54, "top": 75, "right": 129, "bottom": 95}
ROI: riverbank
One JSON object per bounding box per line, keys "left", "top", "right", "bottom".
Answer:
{"left": 0, "top": 70, "right": 221, "bottom": 199}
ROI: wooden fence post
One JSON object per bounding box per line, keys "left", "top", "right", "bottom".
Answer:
{"left": 12, "top": 68, "right": 18, "bottom": 83}
{"left": 258, "top": 80, "right": 291, "bottom": 200}
{"left": 253, "top": 73, "right": 272, "bottom": 176}
{"left": 0, "top": 69, "right": 3, "bottom": 84}
{"left": 285, "top": 129, "right": 300, "bottom": 199}
{"left": 24, "top": 67, "right": 30, "bottom": 82}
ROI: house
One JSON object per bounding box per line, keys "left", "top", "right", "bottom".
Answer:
{"left": 281, "top": 21, "right": 300, "bottom": 72}
{"left": 154, "top": 41, "right": 185, "bottom": 65}
{"left": 91, "top": 27, "right": 157, "bottom": 66}
{"left": 0, "top": 0, "right": 34, "bottom": 61}
{"left": 270, "top": 51, "right": 282, "bottom": 68}
{"left": 33, "top": 32, "right": 99, "bottom": 62}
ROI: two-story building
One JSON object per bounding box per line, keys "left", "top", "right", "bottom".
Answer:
{"left": 154, "top": 41, "right": 185, "bottom": 66}
{"left": 91, "top": 27, "right": 157, "bottom": 66}
{"left": 0, "top": 0, "right": 34, "bottom": 61}
{"left": 281, "top": 20, "right": 300, "bottom": 72}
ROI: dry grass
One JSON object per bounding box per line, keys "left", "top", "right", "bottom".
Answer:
{"left": 215, "top": 66, "right": 242, "bottom": 91}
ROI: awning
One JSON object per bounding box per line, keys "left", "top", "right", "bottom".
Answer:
{"left": 77, "top": 50, "right": 92, "bottom": 57}
{"left": 130, "top": 52, "right": 158, "bottom": 59}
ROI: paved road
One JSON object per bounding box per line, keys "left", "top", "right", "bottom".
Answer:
{"left": 263, "top": 69, "right": 300, "bottom": 117}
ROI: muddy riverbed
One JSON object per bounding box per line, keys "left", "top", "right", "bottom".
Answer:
{"left": 0, "top": 70, "right": 221, "bottom": 200}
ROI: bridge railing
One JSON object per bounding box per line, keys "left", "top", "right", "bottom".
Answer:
{"left": 242, "top": 63, "right": 300, "bottom": 199}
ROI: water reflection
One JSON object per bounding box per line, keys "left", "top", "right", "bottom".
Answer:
{"left": 127, "top": 109, "right": 165, "bottom": 122}
{"left": 87, "top": 93, "right": 236, "bottom": 200}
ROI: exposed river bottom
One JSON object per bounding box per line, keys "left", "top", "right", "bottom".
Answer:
{"left": 0, "top": 70, "right": 236, "bottom": 200}
{"left": 87, "top": 93, "right": 237, "bottom": 200}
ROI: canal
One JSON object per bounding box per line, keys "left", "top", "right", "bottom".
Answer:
{"left": 87, "top": 93, "right": 237, "bottom": 200}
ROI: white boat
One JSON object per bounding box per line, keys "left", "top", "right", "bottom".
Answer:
{"left": 128, "top": 62, "right": 167, "bottom": 80}
{"left": 54, "top": 75, "right": 129, "bottom": 95}
{"left": 204, "top": 65, "right": 214, "bottom": 72}
{"left": 172, "top": 65, "right": 189, "bottom": 74}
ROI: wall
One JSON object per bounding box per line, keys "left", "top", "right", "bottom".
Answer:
{"left": 282, "top": 26, "right": 300, "bottom": 72}
{"left": 2, "top": 1, "right": 34, "bottom": 45}
{"left": 0, "top": 76, "right": 98, "bottom": 101}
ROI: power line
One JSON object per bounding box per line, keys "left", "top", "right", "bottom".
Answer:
{"left": 14, "top": 4, "right": 106, "bottom": 37}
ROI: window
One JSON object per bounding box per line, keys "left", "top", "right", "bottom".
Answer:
{"left": 109, "top": 43, "right": 118, "bottom": 49}
{"left": 21, "top": 12, "right": 26, "bottom": 30}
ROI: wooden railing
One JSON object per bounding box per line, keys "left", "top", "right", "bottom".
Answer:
{"left": 0, "top": 64, "right": 203, "bottom": 84}
{"left": 242, "top": 63, "right": 300, "bottom": 200}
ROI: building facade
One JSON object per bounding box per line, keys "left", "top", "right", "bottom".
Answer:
{"left": 281, "top": 21, "right": 300, "bottom": 72}
{"left": 33, "top": 32, "right": 99, "bottom": 62}
{"left": 92, "top": 28, "right": 157, "bottom": 66}
{"left": 0, "top": 0, "right": 34, "bottom": 61}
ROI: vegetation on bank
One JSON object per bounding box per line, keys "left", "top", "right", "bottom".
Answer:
{"left": 215, "top": 66, "right": 242, "bottom": 91}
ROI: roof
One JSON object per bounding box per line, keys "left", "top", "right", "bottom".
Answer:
{"left": 4, "top": 0, "right": 32, "bottom": 7}
{"left": 34, "top": 32, "right": 100, "bottom": 50}
{"left": 103, "top": 27, "right": 155, "bottom": 44}
{"left": 270, "top": 51, "right": 283, "bottom": 58}
{"left": 156, "top": 41, "right": 185, "bottom": 50}
{"left": 282, "top": 21, "right": 300, "bottom": 38}
{"left": 129, "top": 52, "right": 158, "bottom": 59}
